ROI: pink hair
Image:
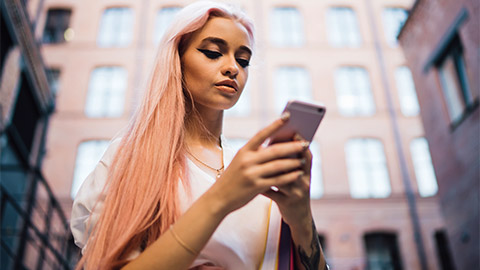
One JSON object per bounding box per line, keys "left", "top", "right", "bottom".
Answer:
{"left": 76, "top": 1, "right": 255, "bottom": 269}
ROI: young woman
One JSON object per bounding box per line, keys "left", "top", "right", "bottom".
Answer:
{"left": 71, "top": 1, "right": 328, "bottom": 269}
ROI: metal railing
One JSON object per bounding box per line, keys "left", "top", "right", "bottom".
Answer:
{"left": 1, "top": 165, "right": 79, "bottom": 270}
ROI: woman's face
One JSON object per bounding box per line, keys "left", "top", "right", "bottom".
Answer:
{"left": 181, "top": 16, "right": 252, "bottom": 112}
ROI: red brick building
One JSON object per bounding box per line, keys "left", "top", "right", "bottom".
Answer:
{"left": 398, "top": 0, "right": 479, "bottom": 269}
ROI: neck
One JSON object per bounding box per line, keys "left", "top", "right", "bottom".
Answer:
{"left": 185, "top": 106, "right": 224, "bottom": 148}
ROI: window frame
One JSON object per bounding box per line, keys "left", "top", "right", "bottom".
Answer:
{"left": 345, "top": 138, "right": 392, "bottom": 199}
{"left": 382, "top": 7, "right": 409, "bottom": 47}
{"left": 84, "top": 66, "right": 128, "bottom": 118}
{"left": 71, "top": 140, "right": 110, "bottom": 199}
{"left": 434, "top": 34, "right": 478, "bottom": 127}
{"left": 334, "top": 66, "right": 376, "bottom": 116}
{"left": 364, "top": 232, "right": 403, "bottom": 270}
{"left": 97, "top": 7, "right": 134, "bottom": 48}
{"left": 326, "top": 6, "right": 362, "bottom": 48}
{"left": 270, "top": 6, "right": 305, "bottom": 47}
{"left": 394, "top": 66, "right": 420, "bottom": 117}
{"left": 153, "top": 6, "right": 182, "bottom": 45}
{"left": 410, "top": 137, "right": 438, "bottom": 197}
{"left": 42, "top": 8, "right": 72, "bottom": 44}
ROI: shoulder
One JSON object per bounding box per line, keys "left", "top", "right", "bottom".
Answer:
{"left": 100, "top": 137, "right": 123, "bottom": 167}
{"left": 70, "top": 137, "right": 123, "bottom": 249}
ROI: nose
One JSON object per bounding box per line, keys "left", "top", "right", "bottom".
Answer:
{"left": 221, "top": 55, "right": 239, "bottom": 78}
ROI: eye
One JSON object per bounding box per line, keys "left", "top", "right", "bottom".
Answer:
{"left": 236, "top": 58, "right": 250, "bottom": 68}
{"left": 197, "top": 49, "right": 222, "bottom": 59}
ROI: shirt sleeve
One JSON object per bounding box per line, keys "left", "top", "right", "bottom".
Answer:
{"left": 70, "top": 138, "right": 121, "bottom": 253}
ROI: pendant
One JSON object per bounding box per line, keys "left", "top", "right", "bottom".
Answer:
{"left": 216, "top": 169, "right": 223, "bottom": 179}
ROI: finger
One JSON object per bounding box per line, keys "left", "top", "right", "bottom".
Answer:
{"left": 250, "top": 158, "right": 304, "bottom": 177}
{"left": 302, "top": 148, "right": 313, "bottom": 173}
{"left": 244, "top": 112, "right": 290, "bottom": 150}
{"left": 262, "top": 188, "right": 286, "bottom": 202}
{"left": 293, "top": 133, "right": 306, "bottom": 142}
{"left": 262, "top": 170, "right": 304, "bottom": 189}
{"left": 254, "top": 141, "right": 309, "bottom": 164}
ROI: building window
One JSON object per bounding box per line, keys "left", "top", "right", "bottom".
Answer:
{"left": 71, "top": 140, "right": 109, "bottom": 198}
{"left": 435, "top": 34, "right": 475, "bottom": 125}
{"left": 225, "top": 80, "right": 251, "bottom": 117}
{"left": 410, "top": 137, "right": 438, "bottom": 197}
{"left": 85, "top": 67, "right": 127, "bottom": 118}
{"left": 97, "top": 7, "right": 133, "bottom": 47}
{"left": 274, "top": 67, "right": 312, "bottom": 114}
{"left": 270, "top": 7, "right": 305, "bottom": 47}
{"left": 382, "top": 8, "right": 408, "bottom": 47}
{"left": 434, "top": 230, "right": 456, "bottom": 270}
{"left": 310, "top": 141, "right": 324, "bottom": 199}
{"left": 345, "top": 139, "right": 391, "bottom": 198}
{"left": 154, "top": 7, "right": 181, "bottom": 45}
{"left": 46, "top": 68, "right": 61, "bottom": 96}
{"left": 335, "top": 67, "right": 375, "bottom": 116}
{"left": 1, "top": 13, "right": 14, "bottom": 74}
{"left": 12, "top": 72, "right": 41, "bottom": 154}
{"left": 326, "top": 7, "right": 362, "bottom": 47}
{"left": 395, "top": 66, "right": 420, "bottom": 116}
{"left": 364, "top": 233, "right": 403, "bottom": 270}
{"left": 42, "top": 9, "right": 72, "bottom": 44}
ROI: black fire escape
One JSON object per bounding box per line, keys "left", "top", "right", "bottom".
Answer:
{"left": 1, "top": 0, "right": 79, "bottom": 269}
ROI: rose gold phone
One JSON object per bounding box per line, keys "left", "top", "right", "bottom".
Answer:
{"left": 268, "top": 100, "right": 326, "bottom": 145}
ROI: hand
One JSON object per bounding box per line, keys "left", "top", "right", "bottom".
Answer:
{"left": 262, "top": 135, "right": 313, "bottom": 229}
{"left": 207, "top": 115, "right": 308, "bottom": 215}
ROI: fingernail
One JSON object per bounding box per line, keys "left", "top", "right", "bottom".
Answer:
{"left": 294, "top": 134, "right": 305, "bottom": 141}
{"left": 300, "top": 158, "right": 306, "bottom": 165}
{"left": 301, "top": 141, "right": 310, "bottom": 149}
{"left": 280, "top": 111, "right": 290, "bottom": 121}
{"left": 298, "top": 171, "right": 305, "bottom": 178}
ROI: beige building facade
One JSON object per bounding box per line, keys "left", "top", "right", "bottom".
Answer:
{"left": 27, "top": 0, "right": 451, "bottom": 268}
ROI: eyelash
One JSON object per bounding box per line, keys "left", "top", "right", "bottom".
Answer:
{"left": 197, "top": 49, "right": 250, "bottom": 68}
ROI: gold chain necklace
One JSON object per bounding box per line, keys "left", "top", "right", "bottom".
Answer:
{"left": 186, "top": 149, "right": 224, "bottom": 179}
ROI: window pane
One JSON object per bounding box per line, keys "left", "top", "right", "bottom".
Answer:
{"left": 335, "top": 67, "right": 375, "bottom": 116}
{"left": 365, "top": 233, "right": 403, "bottom": 270}
{"left": 410, "top": 138, "right": 438, "bottom": 197}
{"left": 274, "top": 67, "right": 313, "bottom": 114}
{"left": 327, "top": 7, "right": 362, "bottom": 47}
{"left": 346, "top": 139, "right": 391, "bottom": 198}
{"left": 85, "top": 67, "right": 127, "bottom": 118}
{"left": 154, "top": 7, "right": 181, "bottom": 45}
{"left": 438, "top": 54, "right": 466, "bottom": 123}
{"left": 46, "top": 68, "right": 61, "bottom": 96}
{"left": 310, "top": 141, "right": 324, "bottom": 199}
{"left": 71, "top": 140, "right": 110, "bottom": 198}
{"left": 98, "top": 8, "right": 133, "bottom": 47}
{"left": 42, "top": 9, "right": 72, "bottom": 44}
{"left": 382, "top": 8, "right": 408, "bottom": 47}
{"left": 434, "top": 230, "right": 456, "bottom": 270}
{"left": 395, "top": 66, "right": 420, "bottom": 116}
{"left": 270, "top": 7, "right": 305, "bottom": 47}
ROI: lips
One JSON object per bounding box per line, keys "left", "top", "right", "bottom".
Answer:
{"left": 215, "top": 80, "right": 238, "bottom": 92}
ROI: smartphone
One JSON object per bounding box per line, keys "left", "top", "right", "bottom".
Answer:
{"left": 268, "top": 100, "right": 326, "bottom": 145}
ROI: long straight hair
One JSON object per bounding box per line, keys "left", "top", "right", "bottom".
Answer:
{"left": 76, "top": 1, "right": 254, "bottom": 269}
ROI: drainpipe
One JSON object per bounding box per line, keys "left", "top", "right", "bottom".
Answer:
{"left": 364, "top": 0, "right": 428, "bottom": 269}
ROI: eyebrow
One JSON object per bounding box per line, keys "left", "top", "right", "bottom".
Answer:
{"left": 200, "top": 37, "right": 252, "bottom": 56}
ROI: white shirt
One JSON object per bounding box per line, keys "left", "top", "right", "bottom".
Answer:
{"left": 71, "top": 136, "right": 282, "bottom": 269}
